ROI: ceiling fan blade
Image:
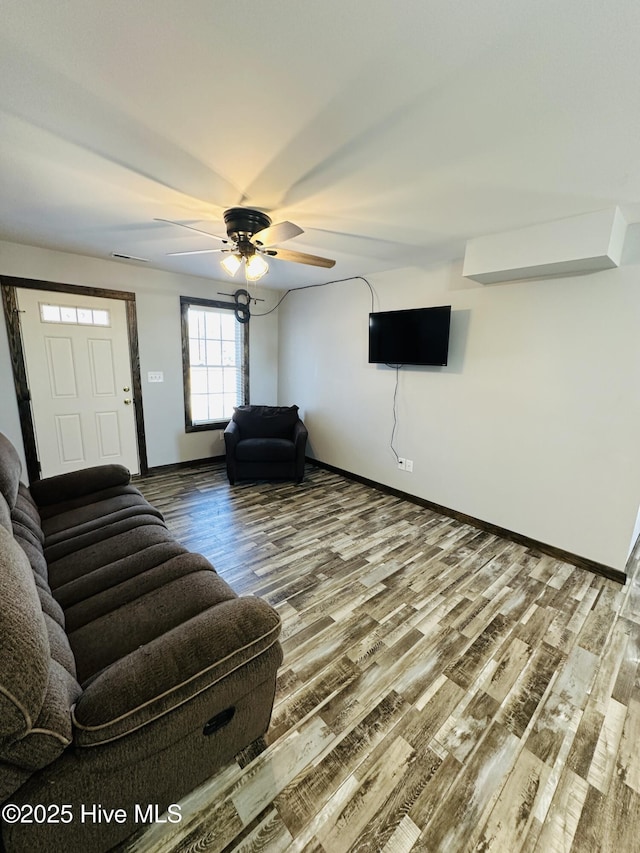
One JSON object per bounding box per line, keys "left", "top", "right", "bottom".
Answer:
{"left": 267, "top": 248, "right": 336, "bottom": 268}
{"left": 167, "top": 248, "right": 227, "bottom": 256}
{"left": 250, "top": 221, "right": 303, "bottom": 247}
{"left": 154, "top": 218, "right": 228, "bottom": 243}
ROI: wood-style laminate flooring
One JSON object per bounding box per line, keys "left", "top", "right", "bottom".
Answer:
{"left": 124, "top": 462, "right": 640, "bottom": 853}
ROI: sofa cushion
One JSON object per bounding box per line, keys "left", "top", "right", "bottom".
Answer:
{"left": 29, "top": 464, "right": 131, "bottom": 507}
{"left": 37, "top": 587, "right": 66, "bottom": 627}
{"left": 36, "top": 483, "right": 146, "bottom": 520}
{"left": 13, "top": 535, "right": 48, "bottom": 581}
{"left": 69, "top": 568, "right": 238, "bottom": 684}
{"left": 44, "top": 615, "right": 77, "bottom": 678}
{"left": 47, "top": 524, "right": 179, "bottom": 591}
{"left": 73, "top": 595, "right": 282, "bottom": 745}
{"left": 233, "top": 405, "right": 299, "bottom": 439}
{"left": 12, "top": 509, "right": 45, "bottom": 545}
{"left": 0, "top": 760, "right": 31, "bottom": 804}
{"left": 0, "top": 432, "right": 22, "bottom": 511}
{"left": 43, "top": 505, "right": 165, "bottom": 557}
{"left": 0, "top": 526, "right": 50, "bottom": 738}
{"left": 41, "top": 492, "right": 163, "bottom": 539}
{"left": 13, "top": 503, "right": 43, "bottom": 538}
{"left": 0, "top": 660, "right": 81, "bottom": 770}
{"left": 44, "top": 513, "right": 167, "bottom": 565}
{"left": 16, "top": 484, "right": 40, "bottom": 522}
{"left": 236, "top": 437, "right": 296, "bottom": 462}
{"left": 53, "top": 541, "right": 187, "bottom": 613}
{"left": 63, "top": 549, "right": 206, "bottom": 633}
{"left": 0, "top": 493, "right": 11, "bottom": 534}
{"left": 12, "top": 518, "right": 45, "bottom": 551}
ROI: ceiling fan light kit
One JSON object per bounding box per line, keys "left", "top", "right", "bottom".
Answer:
{"left": 220, "top": 253, "right": 242, "bottom": 276}
{"left": 158, "top": 207, "right": 336, "bottom": 283}
{"left": 244, "top": 253, "right": 269, "bottom": 281}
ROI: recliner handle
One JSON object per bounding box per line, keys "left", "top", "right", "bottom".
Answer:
{"left": 203, "top": 707, "right": 235, "bottom": 736}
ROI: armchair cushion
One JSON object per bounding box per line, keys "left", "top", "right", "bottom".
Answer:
{"left": 232, "top": 405, "right": 299, "bottom": 439}
{"left": 236, "top": 438, "right": 296, "bottom": 462}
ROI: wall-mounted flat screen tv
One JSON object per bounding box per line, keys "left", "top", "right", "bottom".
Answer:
{"left": 368, "top": 305, "right": 451, "bottom": 366}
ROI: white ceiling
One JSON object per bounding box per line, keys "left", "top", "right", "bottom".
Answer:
{"left": 2, "top": 0, "right": 640, "bottom": 289}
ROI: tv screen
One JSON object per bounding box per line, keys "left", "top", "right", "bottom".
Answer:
{"left": 368, "top": 306, "right": 451, "bottom": 366}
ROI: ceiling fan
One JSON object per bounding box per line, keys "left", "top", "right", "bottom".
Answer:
{"left": 155, "top": 207, "right": 336, "bottom": 281}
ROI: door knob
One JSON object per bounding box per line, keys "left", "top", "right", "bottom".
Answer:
{"left": 124, "top": 399, "right": 132, "bottom": 405}
{"left": 123, "top": 386, "right": 130, "bottom": 392}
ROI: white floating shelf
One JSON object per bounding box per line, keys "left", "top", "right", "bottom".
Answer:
{"left": 463, "top": 207, "right": 627, "bottom": 284}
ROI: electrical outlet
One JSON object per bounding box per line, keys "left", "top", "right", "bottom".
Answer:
{"left": 397, "top": 457, "right": 406, "bottom": 470}
{"left": 219, "top": 431, "right": 225, "bottom": 441}
{"left": 405, "top": 459, "right": 414, "bottom": 472}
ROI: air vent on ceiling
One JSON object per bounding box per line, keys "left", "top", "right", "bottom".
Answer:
{"left": 110, "top": 252, "right": 150, "bottom": 263}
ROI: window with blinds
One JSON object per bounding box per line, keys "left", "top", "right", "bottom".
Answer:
{"left": 180, "top": 297, "right": 248, "bottom": 431}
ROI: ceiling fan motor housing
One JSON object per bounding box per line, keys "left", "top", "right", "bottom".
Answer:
{"left": 224, "top": 207, "right": 271, "bottom": 244}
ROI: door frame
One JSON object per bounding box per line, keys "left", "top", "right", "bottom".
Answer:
{"left": 1, "top": 275, "right": 148, "bottom": 481}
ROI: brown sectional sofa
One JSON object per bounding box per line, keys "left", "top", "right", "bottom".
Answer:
{"left": 0, "top": 432, "right": 282, "bottom": 852}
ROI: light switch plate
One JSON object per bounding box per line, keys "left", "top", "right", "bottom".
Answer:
{"left": 148, "top": 371, "right": 164, "bottom": 383}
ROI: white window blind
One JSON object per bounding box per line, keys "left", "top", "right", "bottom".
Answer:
{"left": 186, "top": 304, "right": 245, "bottom": 424}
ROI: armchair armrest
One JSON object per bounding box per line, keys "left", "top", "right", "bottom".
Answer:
{"left": 29, "top": 465, "right": 131, "bottom": 507}
{"left": 224, "top": 419, "right": 240, "bottom": 449}
{"left": 293, "top": 419, "right": 308, "bottom": 448}
{"left": 72, "top": 596, "right": 281, "bottom": 746}
{"left": 293, "top": 419, "right": 308, "bottom": 483}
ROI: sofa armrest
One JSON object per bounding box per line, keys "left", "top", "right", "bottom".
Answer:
{"left": 72, "top": 596, "right": 281, "bottom": 746}
{"left": 29, "top": 465, "right": 131, "bottom": 507}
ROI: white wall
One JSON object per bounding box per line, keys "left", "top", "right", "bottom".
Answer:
{"left": 277, "top": 244, "right": 640, "bottom": 574}
{"left": 0, "top": 240, "right": 281, "bottom": 470}
{"left": 4, "top": 237, "right": 640, "bottom": 574}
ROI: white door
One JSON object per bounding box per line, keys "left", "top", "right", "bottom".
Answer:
{"left": 18, "top": 288, "right": 139, "bottom": 477}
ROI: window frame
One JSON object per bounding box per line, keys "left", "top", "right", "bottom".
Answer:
{"left": 180, "top": 295, "right": 249, "bottom": 433}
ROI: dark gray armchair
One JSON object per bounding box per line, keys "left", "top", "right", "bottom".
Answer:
{"left": 224, "top": 405, "right": 308, "bottom": 485}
